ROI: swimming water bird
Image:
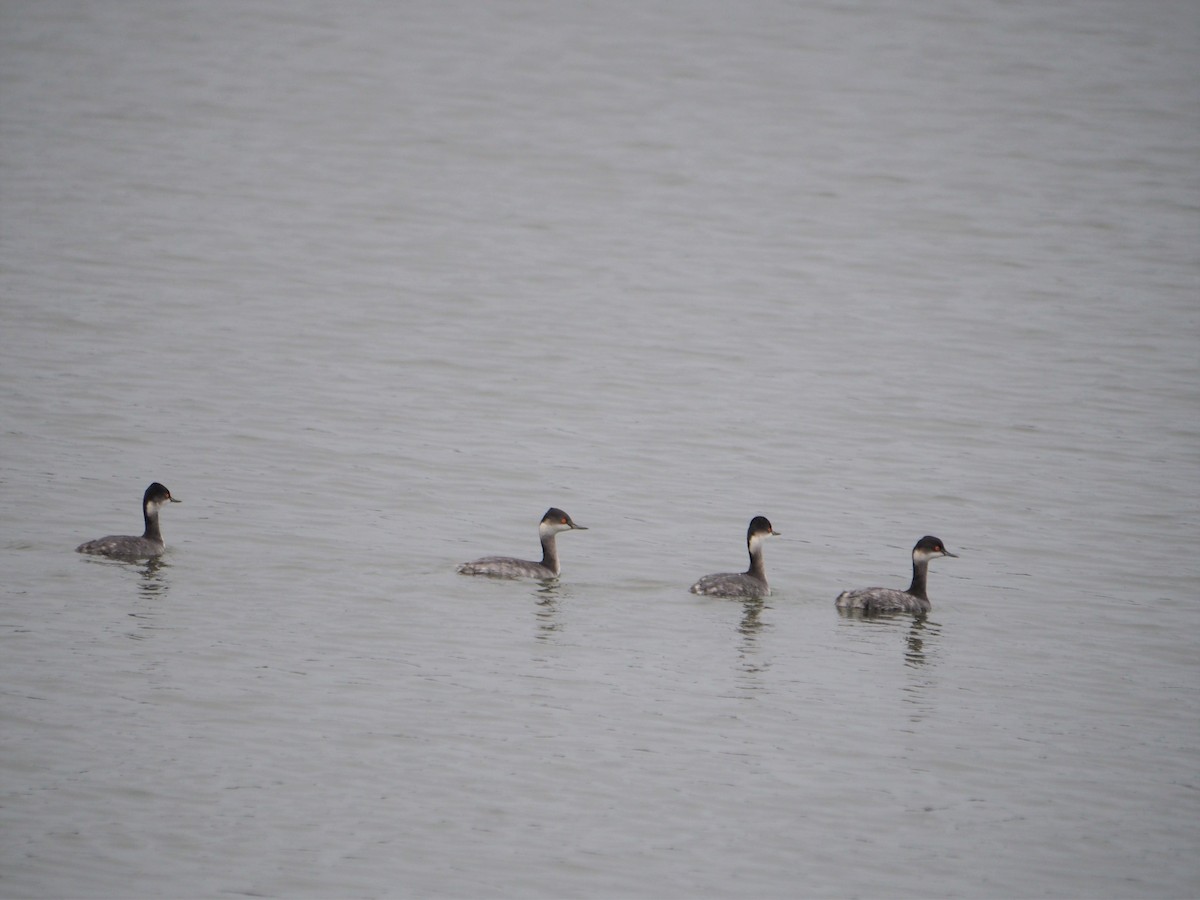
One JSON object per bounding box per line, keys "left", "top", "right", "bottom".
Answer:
{"left": 835, "top": 535, "right": 958, "bottom": 615}
{"left": 76, "top": 482, "right": 181, "bottom": 560}
{"left": 689, "top": 516, "right": 779, "bottom": 600}
{"left": 457, "top": 508, "right": 587, "bottom": 579}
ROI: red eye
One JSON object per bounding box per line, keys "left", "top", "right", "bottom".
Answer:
{"left": 561, "top": 517, "right": 568, "bottom": 524}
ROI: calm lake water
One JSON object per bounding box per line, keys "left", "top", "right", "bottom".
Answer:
{"left": 2, "top": 1, "right": 1198, "bottom": 897}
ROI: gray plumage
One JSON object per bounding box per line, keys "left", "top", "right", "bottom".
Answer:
{"left": 77, "top": 482, "right": 181, "bottom": 560}
{"left": 835, "top": 535, "right": 958, "bottom": 614}
{"left": 458, "top": 508, "right": 587, "bottom": 579}
{"left": 690, "top": 516, "right": 778, "bottom": 600}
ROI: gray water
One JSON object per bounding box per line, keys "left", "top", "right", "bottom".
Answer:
{"left": 2, "top": 1, "right": 1198, "bottom": 897}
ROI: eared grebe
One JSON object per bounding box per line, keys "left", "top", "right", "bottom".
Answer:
{"left": 457, "top": 508, "right": 587, "bottom": 579}
{"left": 835, "top": 535, "right": 958, "bottom": 615}
{"left": 689, "top": 516, "right": 779, "bottom": 600}
{"left": 76, "top": 482, "right": 181, "bottom": 560}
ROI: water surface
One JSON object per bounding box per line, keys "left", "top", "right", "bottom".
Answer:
{"left": 2, "top": 1, "right": 1198, "bottom": 897}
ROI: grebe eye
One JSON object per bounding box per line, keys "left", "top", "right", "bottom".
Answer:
{"left": 561, "top": 517, "right": 568, "bottom": 524}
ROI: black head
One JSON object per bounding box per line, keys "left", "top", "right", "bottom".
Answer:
{"left": 144, "top": 482, "right": 180, "bottom": 505}
{"left": 541, "top": 508, "right": 587, "bottom": 531}
{"left": 747, "top": 516, "right": 779, "bottom": 539}
{"left": 914, "top": 535, "right": 956, "bottom": 557}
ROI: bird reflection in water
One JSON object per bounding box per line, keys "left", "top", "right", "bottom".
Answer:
{"left": 126, "top": 557, "right": 171, "bottom": 640}
{"left": 836, "top": 606, "right": 940, "bottom": 669}
{"left": 736, "top": 598, "right": 770, "bottom": 689}
{"left": 738, "top": 598, "right": 766, "bottom": 639}
{"left": 137, "top": 556, "right": 170, "bottom": 596}
{"left": 533, "top": 581, "right": 563, "bottom": 640}
{"left": 903, "top": 616, "right": 937, "bottom": 669}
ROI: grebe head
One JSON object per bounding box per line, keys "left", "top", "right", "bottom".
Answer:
{"left": 747, "top": 516, "right": 779, "bottom": 549}
{"left": 539, "top": 508, "right": 587, "bottom": 537}
{"left": 913, "top": 535, "right": 956, "bottom": 562}
{"left": 144, "top": 482, "right": 181, "bottom": 514}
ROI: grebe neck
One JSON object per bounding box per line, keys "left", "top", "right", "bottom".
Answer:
{"left": 142, "top": 505, "right": 163, "bottom": 544}
{"left": 907, "top": 557, "right": 930, "bottom": 600}
{"left": 745, "top": 541, "right": 767, "bottom": 583}
{"left": 539, "top": 533, "right": 561, "bottom": 576}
